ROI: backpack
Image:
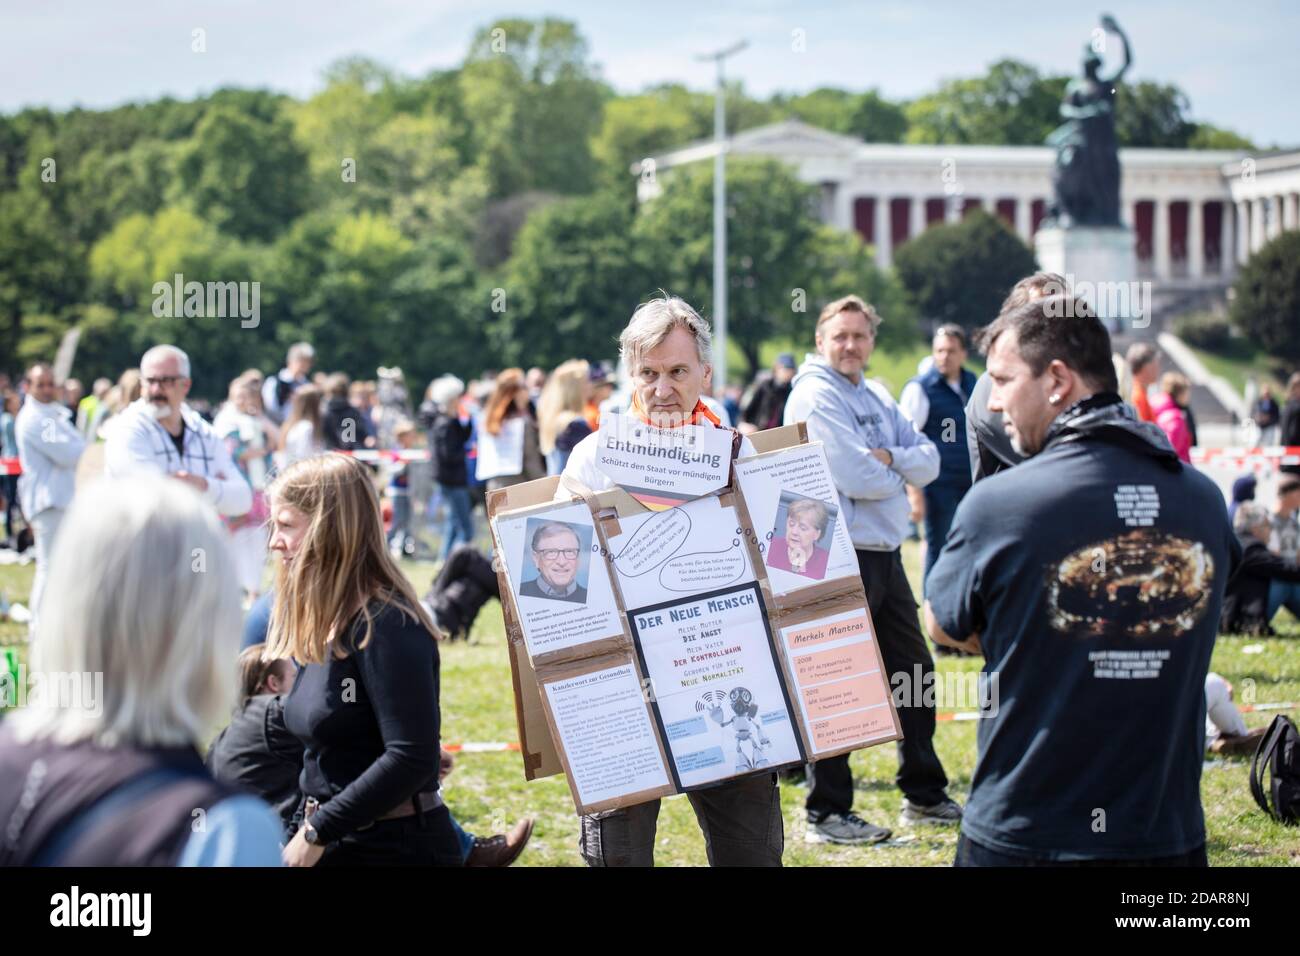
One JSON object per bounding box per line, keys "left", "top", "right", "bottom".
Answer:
{"left": 1249, "top": 714, "right": 1300, "bottom": 825}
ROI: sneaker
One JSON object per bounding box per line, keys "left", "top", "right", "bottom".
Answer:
{"left": 899, "top": 797, "right": 963, "bottom": 826}
{"left": 805, "top": 812, "right": 891, "bottom": 845}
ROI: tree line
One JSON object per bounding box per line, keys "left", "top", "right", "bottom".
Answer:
{"left": 0, "top": 17, "right": 1259, "bottom": 396}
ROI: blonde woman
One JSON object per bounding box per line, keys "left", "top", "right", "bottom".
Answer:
{"left": 0, "top": 477, "right": 283, "bottom": 865}
{"left": 266, "top": 454, "right": 461, "bottom": 866}
{"left": 537, "top": 359, "right": 592, "bottom": 476}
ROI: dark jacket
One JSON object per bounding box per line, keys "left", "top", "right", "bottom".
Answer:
{"left": 323, "top": 397, "right": 372, "bottom": 451}
{"left": 966, "top": 370, "right": 1025, "bottom": 482}
{"left": 421, "top": 405, "right": 471, "bottom": 487}
{"left": 207, "top": 694, "right": 304, "bottom": 826}
{"left": 742, "top": 377, "right": 793, "bottom": 431}
{"left": 0, "top": 724, "right": 235, "bottom": 865}
{"left": 1220, "top": 532, "right": 1300, "bottom": 635}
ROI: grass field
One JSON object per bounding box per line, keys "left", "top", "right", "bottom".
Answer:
{"left": 2, "top": 544, "right": 1297, "bottom": 867}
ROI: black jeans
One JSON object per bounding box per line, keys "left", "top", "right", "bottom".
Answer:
{"left": 953, "top": 833, "right": 1208, "bottom": 867}
{"left": 317, "top": 805, "right": 464, "bottom": 867}
{"left": 805, "top": 548, "right": 949, "bottom": 820}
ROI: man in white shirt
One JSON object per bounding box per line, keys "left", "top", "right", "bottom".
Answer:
{"left": 14, "top": 363, "right": 86, "bottom": 638}
{"left": 105, "top": 345, "right": 252, "bottom": 518}
{"left": 558, "top": 296, "right": 772, "bottom": 867}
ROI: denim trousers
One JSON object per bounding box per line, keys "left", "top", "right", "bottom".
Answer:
{"left": 438, "top": 484, "right": 474, "bottom": 562}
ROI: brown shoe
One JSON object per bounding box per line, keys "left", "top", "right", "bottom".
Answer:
{"left": 1208, "top": 727, "right": 1268, "bottom": 758}
{"left": 465, "top": 817, "right": 534, "bottom": 867}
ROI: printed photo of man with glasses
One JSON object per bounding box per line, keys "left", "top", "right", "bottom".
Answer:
{"left": 519, "top": 520, "right": 588, "bottom": 604}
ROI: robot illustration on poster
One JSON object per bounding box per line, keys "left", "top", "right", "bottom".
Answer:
{"left": 705, "top": 687, "right": 772, "bottom": 772}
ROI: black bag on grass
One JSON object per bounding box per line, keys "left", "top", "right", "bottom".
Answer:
{"left": 1249, "top": 715, "right": 1300, "bottom": 825}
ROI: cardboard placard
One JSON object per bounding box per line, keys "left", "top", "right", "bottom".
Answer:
{"left": 488, "top": 424, "right": 900, "bottom": 813}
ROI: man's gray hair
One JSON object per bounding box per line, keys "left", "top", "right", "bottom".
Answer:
{"left": 1233, "top": 502, "right": 1270, "bottom": 535}
{"left": 288, "top": 341, "right": 315, "bottom": 363}
{"left": 619, "top": 295, "right": 712, "bottom": 369}
{"left": 141, "top": 344, "right": 191, "bottom": 379}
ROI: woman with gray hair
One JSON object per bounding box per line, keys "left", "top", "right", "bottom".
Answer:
{"left": 0, "top": 477, "right": 284, "bottom": 865}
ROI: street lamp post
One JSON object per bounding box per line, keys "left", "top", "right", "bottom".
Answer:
{"left": 696, "top": 40, "right": 747, "bottom": 395}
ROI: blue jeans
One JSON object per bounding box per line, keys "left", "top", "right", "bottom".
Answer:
{"left": 438, "top": 485, "right": 474, "bottom": 562}
{"left": 451, "top": 816, "right": 475, "bottom": 861}
{"left": 1268, "top": 579, "right": 1300, "bottom": 623}
{"left": 387, "top": 492, "right": 411, "bottom": 550}
{"left": 922, "top": 482, "right": 968, "bottom": 596}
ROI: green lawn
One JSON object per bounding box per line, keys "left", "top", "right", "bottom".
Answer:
{"left": 2, "top": 544, "right": 1297, "bottom": 867}
{"left": 1186, "top": 341, "right": 1287, "bottom": 398}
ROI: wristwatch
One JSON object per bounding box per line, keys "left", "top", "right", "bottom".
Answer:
{"left": 303, "top": 819, "right": 323, "bottom": 846}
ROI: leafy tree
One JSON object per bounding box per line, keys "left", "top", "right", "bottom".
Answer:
{"left": 494, "top": 192, "right": 653, "bottom": 368}
{"left": 459, "top": 17, "right": 607, "bottom": 197}
{"left": 906, "top": 60, "right": 1066, "bottom": 146}
{"left": 173, "top": 105, "right": 309, "bottom": 241}
{"left": 893, "top": 209, "right": 1037, "bottom": 330}
{"left": 1230, "top": 231, "right": 1300, "bottom": 364}
{"left": 773, "top": 88, "right": 907, "bottom": 142}
{"left": 634, "top": 158, "right": 821, "bottom": 381}
{"left": 1188, "top": 124, "right": 1256, "bottom": 150}
{"left": 1114, "top": 81, "right": 1194, "bottom": 148}
{"left": 803, "top": 226, "right": 918, "bottom": 350}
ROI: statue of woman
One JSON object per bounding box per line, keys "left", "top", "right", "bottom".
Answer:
{"left": 1047, "top": 15, "right": 1132, "bottom": 227}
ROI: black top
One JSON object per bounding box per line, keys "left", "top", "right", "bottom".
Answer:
{"left": 928, "top": 394, "right": 1237, "bottom": 859}
{"left": 322, "top": 397, "right": 373, "bottom": 451}
{"left": 281, "top": 600, "right": 441, "bottom": 844}
{"left": 422, "top": 406, "right": 471, "bottom": 487}
{"left": 207, "top": 694, "right": 304, "bottom": 826}
{"left": 1281, "top": 400, "right": 1300, "bottom": 476}
{"left": 169, "top": 420, "right": 186, "bottom": 458}
{"left": 742, "top": 377, "right": 792, "bottom": 431}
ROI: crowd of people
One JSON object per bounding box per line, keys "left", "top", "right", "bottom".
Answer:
{"left": 0, "top": 273, "right": 1297, "bottom": 867}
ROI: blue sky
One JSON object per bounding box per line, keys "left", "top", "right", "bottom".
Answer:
{"left": 3, "top": 0, "right": 1296, "bottom": 146}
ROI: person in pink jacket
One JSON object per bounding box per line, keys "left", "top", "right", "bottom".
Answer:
{"left": 1152, "top": 372, "right": 1193, "bottom": 463}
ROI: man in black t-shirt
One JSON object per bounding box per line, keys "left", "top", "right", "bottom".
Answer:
{"left": 925, "top": 294, "right": 1238, "bottom": 866}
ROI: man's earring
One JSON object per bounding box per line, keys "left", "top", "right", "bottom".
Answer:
{"left": 1049, "top": 394, "right": 1061, "bottom": 405}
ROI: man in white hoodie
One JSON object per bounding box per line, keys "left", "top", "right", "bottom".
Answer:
{"left": 784, "top": 295, "right": 962, "bottom": 845}
{"left": 14, "top": 363, "right": 86, "bottom": 638}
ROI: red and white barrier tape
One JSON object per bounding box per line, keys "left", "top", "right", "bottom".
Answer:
{"left": 1191, "top": 446, "right": 1300, "bottom": 469}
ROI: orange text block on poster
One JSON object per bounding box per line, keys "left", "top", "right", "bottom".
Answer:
{"left": 808, "top": 705, "right": 895, "bottom": 752}
{"left": 803, "top": 673, "right": 889, "bottom": 720}
{"left": 792, "top": 642, "right": 877, "bottom": 686}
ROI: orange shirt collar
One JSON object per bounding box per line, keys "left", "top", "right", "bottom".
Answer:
{"left": 630, "top": 391, "right": 721, "bottom": 428}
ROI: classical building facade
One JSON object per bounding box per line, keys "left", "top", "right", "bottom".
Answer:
{"left": 637, "top": 121, "right": 1300, "bottom": 295}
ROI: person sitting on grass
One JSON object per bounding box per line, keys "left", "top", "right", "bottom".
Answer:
{"left": 1221, "top": 502, "right": 1300, "bottom": 636}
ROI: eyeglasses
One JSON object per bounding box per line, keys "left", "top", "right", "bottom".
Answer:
{"left": 143, "top": 376, "right": 184, "bottom": 388}
{"left": 535, "top": 548, "right": 579, "bottom": 561}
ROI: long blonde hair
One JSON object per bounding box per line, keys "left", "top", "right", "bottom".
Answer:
{"left": 264, "top": 454, "right": 437, "bottom": 664}
{"left": 538, "top": 359, "right": 589, "bottom": 455}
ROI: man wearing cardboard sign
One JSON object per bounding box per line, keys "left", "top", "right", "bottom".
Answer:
{"left": 558, "top": 295, "right": 777, "bottom": 867}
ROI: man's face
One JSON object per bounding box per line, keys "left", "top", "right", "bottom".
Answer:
{"left": 932, "top": 333, "right": 967, "bottom": 379}
{"left": 289, "top": 353, "right": 313, "bottom": 379}
{"left": 785, "top": 509, "right": 820, "bottom": 555}
{"left": 773, "top": 364, "right": 795, "bottom": 385}
{"left": 25, "top": 368, "right": 58, "bottom": 404}
{"left": 815, "top": 310, "right": 874, "bottom": 381}
{"left": 1280, "top": 488, "right": 1300, "bottom": 516}
{"left": 533, "top": 528, "right": 580, "bottom": 590}
{"left": 633, "top": 325, "right": 710, "bottom": 425}
{"left": 141, "top": 353, "right": 191, "bottom": 417}
{"left": 1137, "top": 358, "right": 1161, "bottom": 387}
{"left": 987, "top": 330, "right": 1058, "bottom": 457}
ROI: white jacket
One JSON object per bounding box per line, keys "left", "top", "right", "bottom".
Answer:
{"left": 14, "top": 397, "right": 86, "bottom": 517}
{"left": 104, "top": 400, "right": 252, "bottom": 517}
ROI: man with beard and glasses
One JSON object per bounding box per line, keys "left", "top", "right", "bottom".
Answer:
{"left": 105, "top": 345, "right": 251, "bottom": 518}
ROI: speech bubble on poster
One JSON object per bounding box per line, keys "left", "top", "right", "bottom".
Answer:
{"left": 660, "top": 546, "right": 747, "bottom": 591}
{"left": 614, "top": 508, "right": 692, "bottom": 577}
